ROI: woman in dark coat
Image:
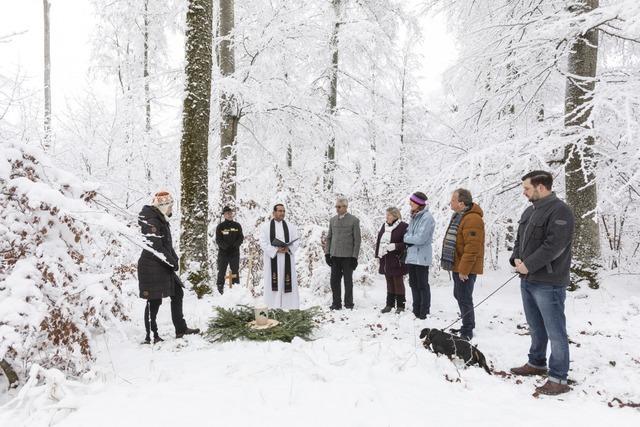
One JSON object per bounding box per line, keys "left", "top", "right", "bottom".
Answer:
{"left": 137, "top": 191, "right": 179, "bottom": 343}
{"left": 374, "top": 207, "right": 409, "bottom": 313}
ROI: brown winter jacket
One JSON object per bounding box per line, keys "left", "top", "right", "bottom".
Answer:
{"left": 452, "top": 203, "right": 485, "bottom": 275}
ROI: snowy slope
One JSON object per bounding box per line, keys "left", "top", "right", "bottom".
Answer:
{"left": 1, "top": 270, "right": 639, "bottom": 426}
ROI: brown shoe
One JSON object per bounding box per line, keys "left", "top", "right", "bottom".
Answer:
{"left": 510, "top": 363, "right": 548, "bottom": 376}
{"left": 535, "top": 380, "right": 570, "bottom": 396}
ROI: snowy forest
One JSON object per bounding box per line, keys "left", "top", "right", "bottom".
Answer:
{"left": 1, "top": 0, "right": 639, "bottom": 425}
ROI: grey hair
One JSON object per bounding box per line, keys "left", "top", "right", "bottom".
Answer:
{"left": 386, "top": 207, "right": 401, "bottom": 221}
{"left": 454, "top": 188, "right": 473, "bottom": 207}
{"left": 336, "top": 197, "right": 348, "bottom": 207}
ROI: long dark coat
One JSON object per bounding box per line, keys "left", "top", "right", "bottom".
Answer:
{"left": 137, "top": 205, "right": 179, "bottom": 300}
{"left": 375, "top": 221, "right": 409, "bottom": 277}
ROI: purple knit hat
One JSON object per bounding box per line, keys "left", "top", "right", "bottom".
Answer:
{"left": 410, "top": 192, "right": 427, "bottom": 206}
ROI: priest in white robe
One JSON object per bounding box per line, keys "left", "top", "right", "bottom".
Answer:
{"left": 260, "top": 203, "right": 300, "bottom": 309}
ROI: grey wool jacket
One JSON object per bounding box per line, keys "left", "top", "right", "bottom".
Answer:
{"left": 325, "top": 212, "right": 361, "bottom": 258}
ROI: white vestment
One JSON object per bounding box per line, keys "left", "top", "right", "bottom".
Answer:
{"left": 260, "top": 219, "right": 300, "bottom": 309}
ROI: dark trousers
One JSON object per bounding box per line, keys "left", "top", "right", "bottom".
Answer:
{"left": 453, "top": 272, "right": 476, "bottom": 336}
{"left": 171, "top": 281, "right": 188, "bottom": 334}
{"left": 408, "top": 264, "right": 430, "bottom": 318}
{"left": 385, "top": 275, "right": 405, "bottom": 295}
{"left": 143, "top": 281, "right": 187, "bottom": 336}
{"left": 385, "top": 275, "right": 406, "bottom": 308}
{"left": 330, "top": 257, "right": 354, "bottom": 308}
{"left": 217, "top": 250, "right": 240, "bottom": 289}
{"left": 144, "top": 299, "right": 162, "bottom": 338}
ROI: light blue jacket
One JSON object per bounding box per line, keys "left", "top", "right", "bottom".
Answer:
{"left": 403, "top": 208, "right": 435, "bottom": 266}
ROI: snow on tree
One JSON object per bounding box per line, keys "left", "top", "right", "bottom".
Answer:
{"left": 0, "top": 141, "right": 129, "bottom": 387}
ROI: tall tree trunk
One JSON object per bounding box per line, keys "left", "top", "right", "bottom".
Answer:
{"left": 43, "top": 0, "right": 52, "bottom": 148}
{"left": 399, "top": 52, "right": 407, "bottom": 175}
{"left": 143, "top": 0, "right": 151, "bottom": 134}
{"left": 325, "top": 0, "right": 341, "bottom": 192}
{"left": 180, "top": 0, "right": 213, "bottom": 297}
{"left": 564, "top": 0, "right": 601, "bottom": 289}
{"left": 369, "top": 64, "right": 377, "bottom": 176}
{"left": 219, "top": 0, "right": 238, "bottom": 209}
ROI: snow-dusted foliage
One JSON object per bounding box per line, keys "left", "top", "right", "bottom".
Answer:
{"left": 421, "top": 0, "right": 640, "bottom": 273}
{"left": 0, "top": 141, "right": 129, "bottom": 380}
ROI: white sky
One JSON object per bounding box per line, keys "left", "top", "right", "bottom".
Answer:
{"left": 0, "top": 1, "right": 456, "bottom": 124}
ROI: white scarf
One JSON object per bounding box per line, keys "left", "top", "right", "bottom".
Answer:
{"left": 380, "top": 220, "right": 400, "bottom": 246}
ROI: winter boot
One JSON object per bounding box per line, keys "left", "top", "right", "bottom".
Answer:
{"left": 535, "top": 380, "right": 570, "bottom": 396}
{"left": 510, "top": 363, "right": 548, "bottom": 377}
{"left": 380, "top": 293, "right": 395, "bottom": 313}
{"left": 176, "top": 327, "right": 201, "bottom": 339}
{"left": 395, "top": 294, "right": 406, "bottom": 313}
{"left": 143, "top": 335, "right": 151, "bottom": 345}
{"left": 153, "top": 334, "right": 164, "bottom": 344}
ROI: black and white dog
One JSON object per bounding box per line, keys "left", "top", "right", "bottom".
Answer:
{"left": 420, "top": 328, "right": 492, "bottom": 374}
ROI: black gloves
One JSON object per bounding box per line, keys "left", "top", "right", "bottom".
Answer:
{"left": 351, "top": 257, "right": 358, "bottom": 270}
{"left": 325, "top": 254, "right": 332, "bottom": 266}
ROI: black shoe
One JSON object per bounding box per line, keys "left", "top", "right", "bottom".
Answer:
{"left": 345, "top": 305, "right": 354, "bottom": 310}
{"left": 450, "top": 328, "right": 461, "bottom": 334}
{"left": 380, "top": 306, "right": 393, "bottom": 314}
{"left": 143, "top": 336, "right": 151, "bottom": 345}
{"left": 176, "top": 327, "right": 200, "bottom": 339}
{"left": 329, "top": 304, "right": 342, "bottom": 310}
{"left": 395, "top": 306, "right": 405, "bottom": 314}
{"left": 217, "top": 285, "right": 224, "bottom": 295}
{"left": 153, "top": 335, "right": 164, "bottom": 344}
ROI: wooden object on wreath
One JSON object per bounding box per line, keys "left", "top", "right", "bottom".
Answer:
{"left": 225, "top": 271, "right": 237, "bottom": 288}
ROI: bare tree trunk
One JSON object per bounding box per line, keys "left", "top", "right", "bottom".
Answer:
{"left": 219, "top": 0, "right": 238, "bottom": 209}
{"left": 564, "top": 0, "right": 601, "bottom": 289}
{"left": 369, "top": 64, "right": 377, "bottom": 176}
{"left": 286, "top": 131, "right": 293, "bottom": 168}
{"left": 325, "top": 0, "right": 341, "bottom": 192}
{"left": 143, "top": 0, "right": 151, "bottom": 134}
{"left": 43, "top": 0, "right": 52, "bottom": 148}
{"left": 399, "top": 51, "right": 407, "bottom": 175}
{"left": 180, "top": 0, "right": 213, "bottom": 297}
{"left": 0, "top": 359, "right": 18, "bottom": 389}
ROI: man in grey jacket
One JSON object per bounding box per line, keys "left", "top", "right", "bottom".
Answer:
{"left": 325, "top": 197, "right": 361, "bottom": 309}
{"left": 509, "top": 170, "right": 575, "bottom": 396}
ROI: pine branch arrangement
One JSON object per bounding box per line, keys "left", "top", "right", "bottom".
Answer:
{"left": 205, "top": 305, "right": 320, "bottom": 343}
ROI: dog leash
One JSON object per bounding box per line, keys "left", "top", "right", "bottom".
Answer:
{"left": 442, "top": 273, "right": 519, "bottom": 331}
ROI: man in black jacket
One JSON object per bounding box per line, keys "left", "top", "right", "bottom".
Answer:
{"left": 509, "top": 171, "right": 575, "bottom": 396}
{"left": 215, "top": 206, "right": 244, "bottom": 294}
{"left": 138, "top": 191, "right": 200, "bottom": 342}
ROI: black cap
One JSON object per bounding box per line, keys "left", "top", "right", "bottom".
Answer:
{"left": 222, "top": 206, "right": 233, "bottom": 214}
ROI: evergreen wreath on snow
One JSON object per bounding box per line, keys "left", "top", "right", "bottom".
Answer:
{"left": 205, "top": 305, "right": 320, "bottom": 343}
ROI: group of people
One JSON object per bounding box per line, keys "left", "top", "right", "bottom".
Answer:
{"left": 137, "top": 170, "right": 576, "bottom": 396}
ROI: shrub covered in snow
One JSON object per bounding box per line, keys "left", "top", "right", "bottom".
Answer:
{"left": 0, "top": 141, "right": 129, "bottom": 386}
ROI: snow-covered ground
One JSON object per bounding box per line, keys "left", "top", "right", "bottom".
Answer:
{"left": 2, "top": 269, "right": 639, "bottom": 426}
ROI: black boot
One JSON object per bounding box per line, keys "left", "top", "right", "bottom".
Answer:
{"left": 176, "top": 327, "right": 201, "bottom": 339}
{"left": 396, "top": 294, "right": 406, "bottom": 313}
{"left": 143, "top": 335, "right": 151, "bottom": 345}
{"left": 381, "top": 293, "right": 394, "bottom": 313}
{"left": 153, "top": 334, "right": 164, "bottom": 344}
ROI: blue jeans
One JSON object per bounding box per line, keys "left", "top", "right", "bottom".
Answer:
{"left": 408, "top": 264, "right": 430, "bottom": 318}
{"left": 520, "top": 279, "right": 570, "bottom": 383}
{"left": 453, "top": 273, "right": 476, "bottom": 337}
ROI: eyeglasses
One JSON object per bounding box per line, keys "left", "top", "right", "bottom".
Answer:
{"left": 335, "top": 205, "right": 345, "bottom": 208}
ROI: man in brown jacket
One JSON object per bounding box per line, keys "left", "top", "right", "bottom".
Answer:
{"left": 441, "top": 188, "right": 485, "bottom": 340}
